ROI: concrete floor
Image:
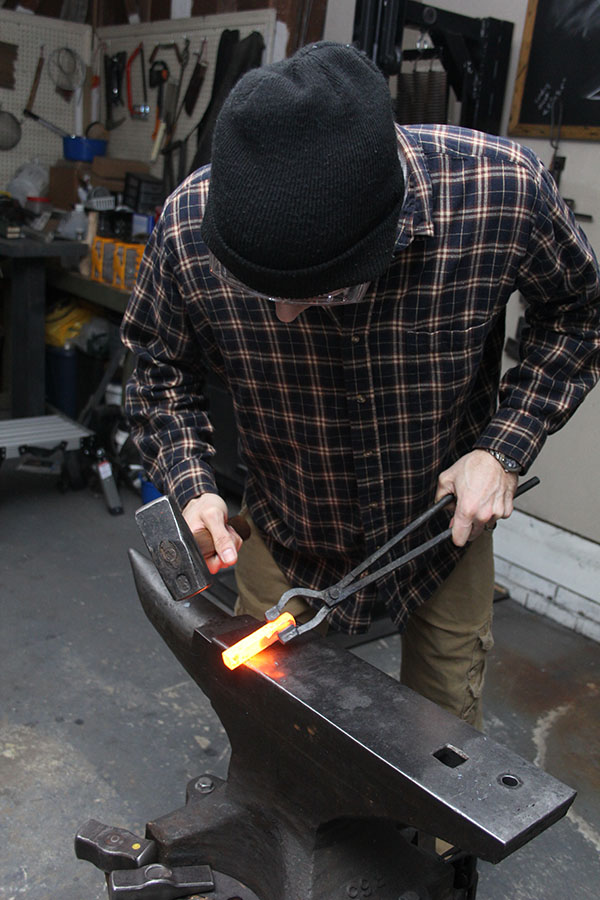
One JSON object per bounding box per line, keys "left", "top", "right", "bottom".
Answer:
{"left": 1, "top": 461, "right": 599, "bottom": 900}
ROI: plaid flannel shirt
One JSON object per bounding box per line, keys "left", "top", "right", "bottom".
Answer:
{"left": 121, "top": 124, "right": 600, "bottom": 633}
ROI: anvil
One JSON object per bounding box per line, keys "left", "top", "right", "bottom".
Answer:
{"left": 94, "top": 529, "right": 576, "bottom": 900}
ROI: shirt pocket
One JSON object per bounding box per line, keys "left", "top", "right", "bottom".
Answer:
{"left": 398, "top": 318, "right": 494, "bottom": 428}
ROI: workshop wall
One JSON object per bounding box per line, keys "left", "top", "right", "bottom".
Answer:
{"left": 0, "top": 10, "right": 91, "bottom": 189}
{"left": 0, "top": 7, "right": 277, "bottom": 190}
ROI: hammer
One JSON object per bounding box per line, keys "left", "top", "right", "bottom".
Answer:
{"left": 135, "top": 495, "right": 249, "bottom": 601}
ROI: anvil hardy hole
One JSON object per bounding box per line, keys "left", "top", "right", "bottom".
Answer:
{"left": 498, "top": 772, "right": 523, "bottom": 789}
{"left": 433, "top": 744, "right": 469, "bottom": 768}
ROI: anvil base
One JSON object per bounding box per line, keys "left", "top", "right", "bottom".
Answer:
{"left": 148, "top": 774, "right": 463, "bottom": 900}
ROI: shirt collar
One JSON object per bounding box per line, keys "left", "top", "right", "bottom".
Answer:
{"left": 393, "top": 124, "right": 434, "bottom": 252}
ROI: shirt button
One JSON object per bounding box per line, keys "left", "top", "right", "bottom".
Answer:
{"left": 351, "top": 335, "right": 360, "bottom": 344}
{"left": 356, "top": 394, "right": 366, "bottom": 403}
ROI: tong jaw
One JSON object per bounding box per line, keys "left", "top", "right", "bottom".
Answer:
{"left": 265, "top": 587, "right": 330, "bottom": 643}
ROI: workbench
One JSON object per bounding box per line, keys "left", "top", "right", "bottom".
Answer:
{"left": 45, "top": 268, "right": 130, "bottom": 317}
{"left": 0, "top": 237, "right": 88, "bottom": 418}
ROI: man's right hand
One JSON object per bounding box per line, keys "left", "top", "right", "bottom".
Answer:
{"left": 182, "top": 493, "right": 243, "bottom": 573}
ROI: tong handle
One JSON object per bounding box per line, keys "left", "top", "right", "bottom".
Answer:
{"left": 271, "top": 476, "right": 540, "bottom": 640}
{"left": 336, "top": 475, "right": 540, "bottom": 604}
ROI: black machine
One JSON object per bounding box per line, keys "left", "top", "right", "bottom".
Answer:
{"left": 353, "top": 0, "right": 514, "bottom": 135}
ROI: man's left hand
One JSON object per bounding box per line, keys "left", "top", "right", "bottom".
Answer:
{"left": 436, "top": 450, "right": 519, "bottom": 547}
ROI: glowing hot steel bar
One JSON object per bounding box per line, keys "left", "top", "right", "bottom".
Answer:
{"left": 222, "top": 612, "right": 296, "bottom": 669}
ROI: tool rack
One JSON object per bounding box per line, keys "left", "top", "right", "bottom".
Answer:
{"left": 0, "top": 7, "right": 277, "bottom": 190}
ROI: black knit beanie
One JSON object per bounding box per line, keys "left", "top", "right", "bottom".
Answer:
{"left": 201, "top": 42, "right": 404, "bottom": 299}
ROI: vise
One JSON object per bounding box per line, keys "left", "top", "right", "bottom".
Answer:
{"left": 75, "top": 498, "right": 576, "bottom": 899}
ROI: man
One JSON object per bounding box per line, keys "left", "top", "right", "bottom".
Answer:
{"left": 121, "top": 42, "right": 600, "bottom": 730}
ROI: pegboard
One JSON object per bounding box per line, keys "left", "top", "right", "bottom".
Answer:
{"left": 96, "top": 9, "right": 277, "bottom": 178}
{"left": 0, "top": 8, "right": 276, "bottom": 195}
{"left": 0, "top": 8, "right": 91, "bottom": 189}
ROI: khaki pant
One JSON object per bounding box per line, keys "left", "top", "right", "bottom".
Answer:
{"left": 234, "top": 511, "right": 495, "bottom": 730}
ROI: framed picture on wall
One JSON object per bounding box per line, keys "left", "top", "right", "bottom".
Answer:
{"left": 509, "top": 0, "right": 600, "bottom": 140}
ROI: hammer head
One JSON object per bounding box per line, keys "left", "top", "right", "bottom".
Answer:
{"left": 135, "top": 495, "right": 212, "bottom": 600}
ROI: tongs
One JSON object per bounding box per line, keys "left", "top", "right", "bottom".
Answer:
{"left": 265, "top": 476, "right": 539, "bottom": 643}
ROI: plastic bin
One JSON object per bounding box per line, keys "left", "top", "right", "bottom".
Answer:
{"left": 45, "top": 345, "right": 78, "bottom": 418}
{"left": 113, "top": 242, "right": 144, "bottom": 289}
{"left": 123, "top": 172, "right": 164, "bottom": 214}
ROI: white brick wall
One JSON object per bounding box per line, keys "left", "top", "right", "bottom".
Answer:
{"left": 494, "top": 511, "right": 600, "bottom": 643}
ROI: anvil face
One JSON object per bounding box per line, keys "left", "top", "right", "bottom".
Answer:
{"left": 129, "top": 548, "right": 576, "bottom": 871}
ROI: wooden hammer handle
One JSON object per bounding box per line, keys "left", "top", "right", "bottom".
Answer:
{"left": 192, "top": 514, "right": 251, "bottom": 558}
{"left": 26, "top": 48, "right": 44, "bottom": 113}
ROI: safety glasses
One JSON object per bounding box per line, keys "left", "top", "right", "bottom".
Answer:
{"left": 208, "top": 251, "right": 370, "bottom": 306}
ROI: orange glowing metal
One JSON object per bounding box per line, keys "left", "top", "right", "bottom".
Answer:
{"left": 222, "top": 612, "right": 296, "bottom": 670}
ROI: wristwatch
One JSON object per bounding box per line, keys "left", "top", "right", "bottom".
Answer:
{"left": 485, "top": 448, "right": 522, "bottom": 474}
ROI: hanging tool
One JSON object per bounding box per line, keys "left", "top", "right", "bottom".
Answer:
{"left": 160, "top": 138, "right": 184, "bottom": 195}
{"left": 264, "top": 476, "right": 541, "bottom": 644}
{"left": 169, "top": 37, "right": 190, "bottom": 138}
{"left": 149, "top": 40, "right": 185, "bottom": 66}
{"left": 153, "top": 40, "right": 191, "bottom": 190}
{"left": 25, "top": 45, "right": 45, "bottom": 114}
{"left": 149, "top": 59, "right": 169, "bottom": 141}
{"left": 126, "top": 42, "right": 149, "bottom": 119}
{"left": 22, "top": 108, "right": 69, "bottom": 138}
{"left": 163, "top": 40, "right": 208, "bottom": 184}
{"left": 151, "top": 79, "right": 176, "bottom": 162}
{"left": 148, "top": 39, "right": 190, "bottom": 145}
{"left": 0, "top": 105, "right": 21, "bottom": 151}
{"left": 549, "top": 96, "right": 565, "bottom": 189}
{"left": 89, "top": 41, "right": 106, "bottom": 126}
{"left": 48, "top": 46, "right": 86, "bottom": 102}
{"left": 103, "top": 51, "right": 127, "bottom": 130}
{"left": 0, "top": 40, "right": 18, "bottom": 90}
{"left": 182, "top": 39, "right": 207, "bottom": 117}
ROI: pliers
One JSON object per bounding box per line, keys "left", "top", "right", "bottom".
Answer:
{"left": 265, "top": 476, "right": 539, "bottom": 643}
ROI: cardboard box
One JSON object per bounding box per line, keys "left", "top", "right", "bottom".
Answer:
{"left": 48, "top": 161, "right": 92, "bottom": 210}
{"left": 90, "top": 157, "right": 150, "bottom": 193}
{"left": 49, "top": 158, "right": 151, "bottom": 208}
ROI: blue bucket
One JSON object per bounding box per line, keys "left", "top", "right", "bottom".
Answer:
{"left": 63, "top": 136, "right": 107, "bottom": 162}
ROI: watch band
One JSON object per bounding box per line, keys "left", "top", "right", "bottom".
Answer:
{"left": 485, "top": 448, "right": 522, "bottom": 474}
